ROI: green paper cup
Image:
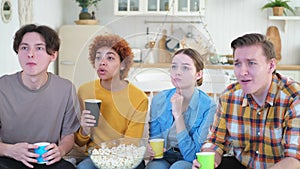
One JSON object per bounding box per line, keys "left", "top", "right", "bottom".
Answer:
{"left": 196, "top": 152, "right": 215, "bottom": 169}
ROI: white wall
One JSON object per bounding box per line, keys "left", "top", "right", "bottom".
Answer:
{"left": 63, "top": 0, "right": 300, "bottom": 65}
{"left": 1, "top": 0, "right": 299, "bottom": 76}
{"left": 0, "top": 0, "right": 64, "bottom": 76}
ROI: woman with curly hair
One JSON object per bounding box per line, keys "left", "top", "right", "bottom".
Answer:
{"left": 75, "top": 34, "right": 148, "bottom": 169}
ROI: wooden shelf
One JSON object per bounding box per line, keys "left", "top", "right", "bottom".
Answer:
{"left": 133, "top": 63, "right": 300, "bottom": 70}
{"left": 269, "top": 16, "right": 300, "bottom": 21}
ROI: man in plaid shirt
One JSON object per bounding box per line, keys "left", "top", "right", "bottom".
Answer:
{"left": 192, "top": 33, "right": 300, "bottom": 169}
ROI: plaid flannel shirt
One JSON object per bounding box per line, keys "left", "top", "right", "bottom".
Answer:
{"left": 204, "top": 73, "right": 300, "bottom": 169}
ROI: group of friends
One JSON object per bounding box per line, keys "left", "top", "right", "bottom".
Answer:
{"left": 0, "top": 24, "right": 299, "bottom": 169}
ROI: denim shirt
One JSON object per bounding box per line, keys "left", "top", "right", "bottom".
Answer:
{"left": 149, "top": 88, "right": 217, "bottom": 162}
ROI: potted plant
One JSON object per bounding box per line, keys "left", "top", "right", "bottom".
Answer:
{"left": 261, "top": 0, "right": 295, "bottom": 16}
{"left": 74, "top": 0, "right": 101, "bottom": 19}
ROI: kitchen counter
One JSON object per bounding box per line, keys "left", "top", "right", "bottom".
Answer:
{"left": 133, "top": 63, "right": 300, "bottom": 70}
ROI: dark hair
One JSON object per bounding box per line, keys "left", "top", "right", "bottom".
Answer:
{"left": 13, "top": 24, "right": 60, "bottom": 55}
{"left": 173, "top": 48, "right": 204, "bottom": 86}
{"left": 89, "top": 34, "right": 133, "bottom": 80}
{"left": 231, "top": 33, "right": 276, "bottom": 61}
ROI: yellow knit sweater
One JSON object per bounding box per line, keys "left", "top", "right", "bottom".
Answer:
{"left": 74, "top": 79, "right": 148, "bottom": 151}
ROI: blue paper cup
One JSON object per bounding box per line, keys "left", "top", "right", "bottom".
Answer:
{"left": 34, "top": 142, "right": 50, "bottom": 164}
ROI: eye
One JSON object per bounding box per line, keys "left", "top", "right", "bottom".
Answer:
{"left": 95, "top": 56, "right": 102, "bottom": 61}
{"left": 19, "top": 46, "right": 28, "bottom": 51}
{"left": 171, "top": 65, "right": 177, "bottom": 70}
{"left": 183, "top": 66, "right": 190, "bottom": 71}
{"left": 36, "top": 47, "right": 45, "bottom": 51}
{"left": 107, "top": 56, "right": 115, "bottom": 61}
{"left": 233, "top": 62, "right": 241, "bottom": 67}
{"left": 249, "top": 61, "right": 256, "bottom": 65}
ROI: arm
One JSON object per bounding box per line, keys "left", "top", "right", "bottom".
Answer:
{"left": 269, "top": 157, "right": 300, "bottom": 169}
{"left": 58, "top": 134, "right": 75, "bottom": 157}
{"left": 270, "top": 96, "right": 300, "bottom": 169}
{"left": 44, "top": 134, "right": 75, "bottom": 165}
{"left": 74, "top": 109, "right": 95, "bottom": 147}
{"left": 148, "top": 94, "right": 165, "bottom": 139}
{"left": 124, "top": 97, "right": 148, "bottom": 138}
{"left": 177, "top": 97, "right": 217, "bottom": 162}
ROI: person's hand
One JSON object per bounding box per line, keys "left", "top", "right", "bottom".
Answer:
{"left": 146, "top": 143, "right": 155, "bottom": 160}
{"left": 170, "top": 90, "right": 184, "bottom": 119}
{"left": 201, "top": 148, "right": 222, "bottom": 168}
{"left": 214, "top": 151, "right": 222, "bottom": 168}
{"left": 146, "top": 143, "right": 166, "bottom": 160}
{"left": 192, "top": 159, "right": 200, "bottom": 169}
{"left": 80, "top": 110, "right": 96, "bottom": 135}
{"left": 7, "top": 143, "right": 39, "bottom": 168}
{"left": 42, "top": 143, "right": 62, "bottom": 165}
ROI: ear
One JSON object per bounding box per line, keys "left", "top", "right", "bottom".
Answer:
{"left": 269, "top": 58, "right": 276, "bottom": 73}
{"left": 120, "top": 60, "right": 126, "bottom": 70}
{"left": 50, "top": 51, "right": 58, "bottom": 62}
{"left": 195, "top": 70, "right": 203, "bottom": 80}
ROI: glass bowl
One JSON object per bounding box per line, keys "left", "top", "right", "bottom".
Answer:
{"left": 89, "top": 138, "right": 148, "bottom": 169}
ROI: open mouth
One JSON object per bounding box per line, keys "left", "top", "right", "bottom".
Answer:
{"left": 97, "top": 68, "right": 106, "bottom": 74}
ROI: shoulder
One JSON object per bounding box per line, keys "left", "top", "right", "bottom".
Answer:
{"left": 0, "top": 74, "right": 13, "bottom": 82}
{"left": 128, "top": 83, "right": 148, "bottom": 99}
{"left": 49, "top": 73, "right": 74, "bottom": 87}
{"left": 0, "top": 72, "right": 20, "bottom": 89}
{"left": 188, "top": 89, "right": 216, "bottom": 113}
{"left": 152, "top": 88, "right": 176, "bottom": 103}
{"left": 275, "top": 73, "right": 300, "bottom": 98}
{"left": 78, "top": 80, "right": 96, "bottom": 90}
{"left": 78, "top": 79, "right": 100, "bottom": 93}
{"left": 222, "top": 82, "right": 243, "bottom": 96}
{"left": 196, "top": 89, "right": 212, "bottom": 100}
{"left": 218, "top": 82, "right": 245, "bottom": 104}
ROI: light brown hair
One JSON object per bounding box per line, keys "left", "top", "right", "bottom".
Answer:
{"left": 173, "top": 48, "right": 204, "bottom": 86}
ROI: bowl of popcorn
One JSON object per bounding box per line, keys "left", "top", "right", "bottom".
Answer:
{"left": 89, "top": 138, "right": 148, "bottom": 169}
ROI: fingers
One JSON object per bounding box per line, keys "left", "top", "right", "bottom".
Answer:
{"left": 21, "top": 159, "right": 34, "bottom": 168}
{"left": 81, "top": 110, "right": 96, "bottom": 127}
{"left": 20, "top": 152, "right": 37, "bottom": 168}
{"left": 12, "top": 143, "right": 38, "bottom": 168}
{"left": 192, "top": 159, "right": 200, "bottom": 169}
{"left": 44, "top": 143, "right": 62, "bottom": 165}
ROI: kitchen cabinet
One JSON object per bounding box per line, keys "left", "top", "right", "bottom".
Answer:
{"left": 58, "top": 25, "right": 111, "bottom": 88}
{"left": 114, "top": 0, "right": 205, "bottom": 16}
{"left": 114, "top": 0, "right": 143, "bottom": 15}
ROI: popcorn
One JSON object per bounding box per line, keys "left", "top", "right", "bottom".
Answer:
{"left": 90, "top": 143, "right": 146, "bottom": 169}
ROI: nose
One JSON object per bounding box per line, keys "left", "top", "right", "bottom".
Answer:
{"left": 240, "top": 64, "right": 249, "bottom": 76}
{"left": 99, "top": 58, "right": 106, "bottom": 66}
{"left": 28, "top": 48, "right": 34, "bottom": 58}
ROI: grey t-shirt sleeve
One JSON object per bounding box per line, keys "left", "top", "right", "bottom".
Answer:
{"left": 61, "top": 83, "right": 81, "bottom": 137}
